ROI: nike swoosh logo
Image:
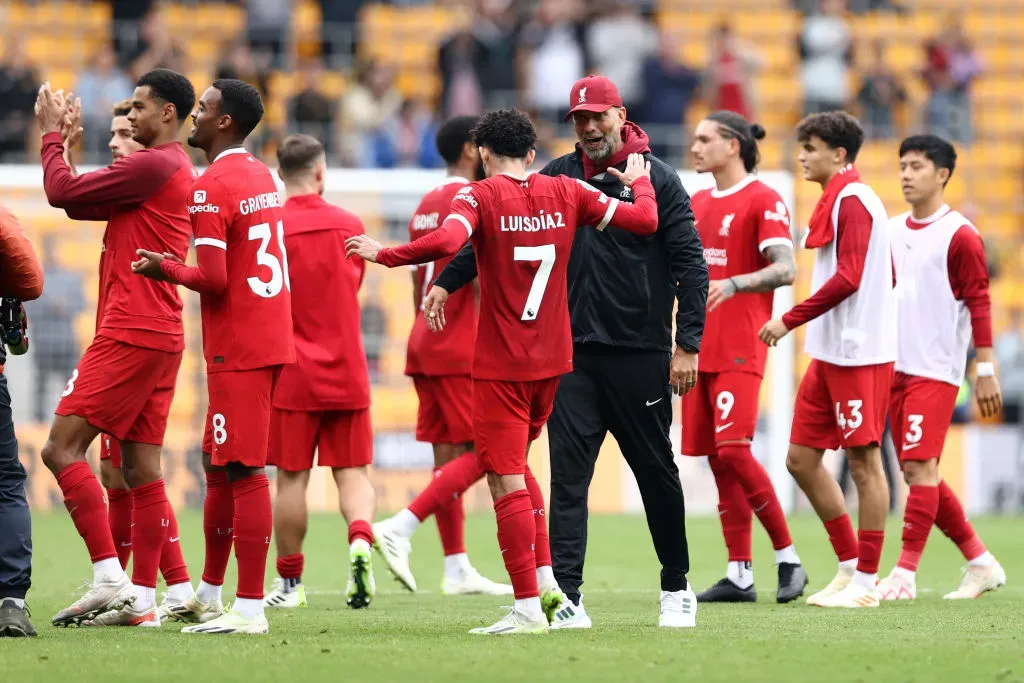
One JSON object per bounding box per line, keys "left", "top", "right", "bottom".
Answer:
{"left": 902, "top": 443, "right": 921, "bottom": 451}
{"left": 646, "top": 398, "right": 663, "bottom": 406}
{"left": 120, "top": 542, "right": 132, "bottom": 547}
{"left": 169, "top": 536, "right": 180, "bottom": 543}
{"left": 843, "top": 429, "right": 857, "bottom": 439}
{"left": 715, "top": 422, "right": 734, "bottom": 433}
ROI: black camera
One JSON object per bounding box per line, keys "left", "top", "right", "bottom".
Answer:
{"left": 0, "top": 297, "right": 28, "bottom": 355}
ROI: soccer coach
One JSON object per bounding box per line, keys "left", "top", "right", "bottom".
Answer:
{"left": 429, "top": 76, "right": 708, "bottom": 628}
{"left": 0, "top": 203, "right": 44, "bottom": 637}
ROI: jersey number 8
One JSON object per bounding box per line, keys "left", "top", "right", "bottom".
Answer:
{"left": 248, "top": 221, "right": 291, "bottom": 298}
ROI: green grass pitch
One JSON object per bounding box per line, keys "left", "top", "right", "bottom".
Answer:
{"left": 3, "top": 512, "right": 1022, "bottom": 683}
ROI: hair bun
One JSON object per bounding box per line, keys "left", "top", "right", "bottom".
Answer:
{"left": 750, "top": 123, "right": 766, "bottom": 140}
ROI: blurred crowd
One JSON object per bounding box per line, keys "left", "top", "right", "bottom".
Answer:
{"left": 0, "top": 0, "right": 985, "bottom": 168}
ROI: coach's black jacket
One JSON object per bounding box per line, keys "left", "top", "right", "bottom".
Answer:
{"left": 433, "top": 142, "right": 709, "bottom": 352}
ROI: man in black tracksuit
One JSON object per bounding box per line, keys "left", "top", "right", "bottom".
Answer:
{"left": 431, "top": 77, "right": 708, "bottom": 627}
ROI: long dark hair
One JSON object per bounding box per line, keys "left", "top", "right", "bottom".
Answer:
{"left": 705, "top": 110, "right": 766, "bottom": 172}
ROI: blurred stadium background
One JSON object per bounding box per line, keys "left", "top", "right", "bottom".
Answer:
{"left": 1, "top": 0, "right": 1021, "bottom": 518}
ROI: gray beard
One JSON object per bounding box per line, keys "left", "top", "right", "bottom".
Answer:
{"left": 581, "top": 138, "right": 613, "bottom": 162}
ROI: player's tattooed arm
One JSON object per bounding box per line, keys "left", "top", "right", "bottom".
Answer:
{"left": 707, "top": 244, "right": 796, "bottom": 312}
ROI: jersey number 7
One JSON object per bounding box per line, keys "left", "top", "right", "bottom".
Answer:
{"left": 514, "top": 244, "right": 555, "bottom": 321}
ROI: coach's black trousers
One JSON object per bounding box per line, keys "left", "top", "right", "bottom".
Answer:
{"left": 0, "top": 373, "right": 31, "bottom": 600}
{"left": 548, "top": 344, "right": 688, "bottom": 601}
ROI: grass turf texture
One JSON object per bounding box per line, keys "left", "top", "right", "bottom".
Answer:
{"left": 4, "top": 512, "right": 1022, "bottom": 683}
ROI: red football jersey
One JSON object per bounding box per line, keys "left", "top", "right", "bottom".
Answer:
{"left": 405, "top": 176, "right": 477, "bottom": 377}
{"left": 692, "top": 176, "right": 793, "bottom": 376}
{"left": 273, "top": 194, "right": 371, "bottom": 411}
{"left": 187, "top": 148, "right": 294, "bottom": 372}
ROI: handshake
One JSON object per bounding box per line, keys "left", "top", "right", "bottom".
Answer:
{"left": 0, "top": 298, "right": 29, "bottom": 355}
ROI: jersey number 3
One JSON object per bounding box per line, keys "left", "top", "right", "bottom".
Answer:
{"left": 514, "top": 244, "right": 555, "bottom": 321}
{"left": 248, "top": 221, "right": 291, "bottom": 298}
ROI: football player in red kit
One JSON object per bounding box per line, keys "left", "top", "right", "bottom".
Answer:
{"left": 877, "top": 134, "right": 1005, "bottom": 601}
{"left": 682, "top": 111, "right": 807, "bottom": 604}
{"left": 36, "top": 70, "right": 197, "bottom": 628}
{"left": 134, "top": 79, "right": 294, "bottom": 634}
{"left": 346, "top": 108, "right": 660, "bottom": 634}
{"left": 261, "top": 134, "right": 378, "bottom": 611}
{"left": 759, "top": 111, "right": 895, "bottom": 608}
{"left": 372, "top": 116, "right": 509, "bottom": 597}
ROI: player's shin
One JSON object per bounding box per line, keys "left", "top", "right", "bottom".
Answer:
{"left": 492, "top": 477, "right": 542, "bottom": 619}
{"left": 129, "top": 479, "right": 172, "bottom": 610}
{"left": 56, "top": 461, "right": 122, "bottom": 579}
{"left": 336, "top": 467, "right": 376, "bottom": 608}
{"left": 847, "top": 447, "right": 887, "bottom": 587}
{"left": 231, "top": 472, "right": 273, "bottom": 617}
{"left": 936, "top": 480, "right": 989, "bottom": 563}
{"left": 432, "top": 444, "right": 468, "bottom": 561}
{"left": 199, "top": 468, "right": 233, "bottom": 603}
{"left": 106, "top": 488, "right": 133, "bottom": 569}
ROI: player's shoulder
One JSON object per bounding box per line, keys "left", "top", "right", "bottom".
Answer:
{"left": 690, "top": 187, "right": 713, "bottom": 205}
{"left": 747, "top": 177, "right": 785, "bottom": 203}
{"left": 430, "top": 176, "right": 472, "bottom": 198}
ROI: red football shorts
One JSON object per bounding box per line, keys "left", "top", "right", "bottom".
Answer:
{"left": 207, "top": 366, "right": 280, "bottom": 468}
{"left": 268, "top": 408, "right": 373, "bottom": 471}
{"left": 888, "top": 373, "right": 959, "bottom": 463}
{"left": 99, "top": 433, "right": 122, "bottom": 469}
{"left": 412, "top": 374, "right": 473, "bottom": 445}
{"left": 681, "top": 371, "right": 762, "bottom": 456}
{"left": 791, "top": 359, "right": 894, "bottom": 450}
{"left": 202, "top": 404, "right": 214, "bottom": 455}
{"left": 473, "top": 377, "right": 560, "bottom": 476}
{"left": 56, "top": 334, "right": 182, "bottom": 444}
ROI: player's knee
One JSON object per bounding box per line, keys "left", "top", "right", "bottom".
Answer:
{"left": 902, "top": 459, "right": 937, "bottom": 486}
{"left": 785, "top": 446, "right": 814, "bottom": 479}
{"left": 40, "top": 439, "right": 71, "bottom": 475}
{"left": 99, "top": 464, "right": 125, "bottom": 490}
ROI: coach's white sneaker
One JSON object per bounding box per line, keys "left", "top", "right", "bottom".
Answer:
{"left": 469, "top": 607, "right": 548, "bottom": 635}
{"left": 817, "top": 580, "right": 879, "bottom": 608}
{"left": 84, "top": 602, "right": 160, "bottom": 627}
{"left": 180, "top": 609, "right": 269, "bottom": 635}
{"left": 806, "top": 564, "right": 855, "bottom": 606}
{"left": 164, "top": 594, "right": 226, "bottom": 623}
{"left": 442, "top": 568, "right": 513, "bottom": 596}
{"left": 877, "top": 569, "right": 917, "bottom": 601}
{"left": 52, "top": 574, "right": 135, "bottom": 627}
{"left": 373, "top": 521, "right": 417, "bottom": 592}
{"left": 659, "top": 586, "right": 697, "bottom": 628}
{"left": 263, "top": 578, "right": 307, "bottom": 609}
{"left": 943, "top": 561, "right": 1006, "bottom": 599}
{"left": 550, "top": 596, "right": 592, "bottom": 630}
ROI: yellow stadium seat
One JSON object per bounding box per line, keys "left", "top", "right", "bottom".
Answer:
{"left": 658, "top": 11, "right": 718, "bottom": 36}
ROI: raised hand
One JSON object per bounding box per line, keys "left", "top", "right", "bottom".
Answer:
{"left": 607, "top": 152, "right": 651, "bottom": 188}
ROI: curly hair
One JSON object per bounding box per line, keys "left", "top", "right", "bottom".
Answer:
{"left": 136, "top": 69, "right": 195, "bottom": 122}
{"left": 471, "top": 108, "right": 536, "bottom": 159}
{"left": 796, "top": 111, "right": 864, "bottom": 163}
{"left": 112, "top": 99, "right": 133, "bottom": 117}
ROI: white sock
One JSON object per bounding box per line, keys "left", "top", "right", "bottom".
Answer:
{"left": 196, "top": 580, "right": 223, "bottom": 604}
{"left": 839, "top": 558, "right": 858, "bottom": 571}
{"left": 166, "top": 581, "right": 194, "bottom": 602}
{"left": 93, "top": 557, "right": 125, "bottom": 582}
{"left": 853, "top": 570, "right": 878, "bottom": 589}
{"left": 391, "top": 508, "right": 421, "bottom": 537}
{"left": 892, "top": 566, "right": 915, "bottom": 580}
{"left": 514, "top": 596, "right": 542, "bottom": 617}
{"left": 233, "top": 597, "right": 264, "bottom": 620}
{"left": 444, "top": 552, "right": 472, "bottom": 579}
{"left": 134, "top": 585, "right": 157, "bottom": 610}
{"left": 3, "top": 598, "right": 25, "bottom": 609}
{"left": 774, "top": 545, "right": 800, "bottom": 565}
{"left": 536, "top": 565, "right": 555, "bottom": 590}
{"left": 351, "top": 538, "right": 371, "bottom": 554}
{"left": 727, "top": 560, "right": 753, "bottom": 589}
{"left": 968, "top": 550, "right": 995, "bottom": 567}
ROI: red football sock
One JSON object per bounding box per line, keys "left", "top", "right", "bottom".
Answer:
{"left": 823, "top": 513, "right": 859, "bottom": 563}
{"left": 523, "top": 467, "right": 551, "bottom": 568}
{"left": 201, "top": 471, "right": 234, "bottom": 587}
{"left": 709, "top": 455, "right": 753, "bottom": 562}
{"left": 348, "top": 519, "right": 374, "bottom": 546}
{"left": 57, "top": 461, "right": 118, "bottom": 563}
{"left": 408, "top": 451, "right": 486, "bottom": 521}
{"left": 494, "top": 489, "right": 539, "bottom": 599}
{"left": 434, "top": 469, "right": 466, "bottom": 556}
{"left": 717, "top": 443, "right": 793, "bottom": 550}
{"left": 857, "top": 529, "right": 885, "bottom": 575}
{"left": 160, "top": 506, "right": 190, "bottom": 586}
{"left": 276, "top": 553, "right": 304, "bottom": 580}
{"left": 232, "top": 474, "right": 272, "bottom": 600}
{"left": 130, "top": 479, "right": 171, "bottom": 589}
{"left": 936, "top": 480, "right": 986, "bottom": 561}
{"left": 896, "top": 485, "right": 939, "bottom": 572}
{"left": 106, "top": 488, "right": 132, "bottom": 569}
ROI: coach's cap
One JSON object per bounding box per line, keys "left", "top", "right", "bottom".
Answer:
{"left": 564, "top": 75, "right": 623, "bottom": 121}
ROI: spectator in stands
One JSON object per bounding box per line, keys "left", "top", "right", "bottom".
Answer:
{"left": 996, "top": 308, "right": 1024, "bottom": 424}
{"left": 517, "top": 0, "right": 588, "bottom": 124}
{"left": 639, "top": 29, "right": 700, "bottom": 165}
{"left": 0, "top": 38, "right": 39, "bottom": 163}
{"left": 246, "top": 0, "right": 292, "bottom": 70}
{"left": 798, "top": 0, "right": 853, "bottom": 115}
{"left": 124, "top": 7, "right": 185, "bottom": 81}
{"left": 215, "top": 40, "right": 270, "bottom": 103}
{"left": 372, "top": 99, "right": 436, "bottom": 169}
{"left": 75, "top": 44, "right": 134, "bottom": 164}
{"left": 28, "top": 236, "right": 83, "bottom": 422}
{"left": 856, "top": 39, "right": 906, "bottom": 140}
{"left": 338, "top": 59, "right": 402, "bottom": 167}
{"left": 111, "top": 0, "right": 154, "bottom": 67}
{"left": 438, "top": 0, "right": 519, "bottom": 118}
{"left": 923, "top": 20, "right": 983, "bottom": 144}
{"left": 289, "top": 60, "right": 336, "bottom": 157}
{"left": 360, "top": 280, "right": 388, "bottom": 383}
{"left": 703, "top": 21, "right": 761, "bottom": 122}
{"left": 320, "top": 0, "right": 364, "bottom": 68}
{"left": 585, "top": 0, "right": 657, "bottom": 115}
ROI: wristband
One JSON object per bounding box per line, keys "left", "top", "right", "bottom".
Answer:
{"left": 976, "top": 362, "right": 995, "bottom": 378}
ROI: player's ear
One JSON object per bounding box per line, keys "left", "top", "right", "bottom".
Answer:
{"left": 163, "top": 102, "right": 177, "bottom": 124}
{"left": 525, "top": 148, "right": 536, "bottom": 169}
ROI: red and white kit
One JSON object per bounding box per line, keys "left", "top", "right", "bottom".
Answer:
{"left": 269, "top": 193, "right": 372, "bottom": 471}
{"left": 682, "top": 176, "right": 793, "bottom": 454}
{"left": 405, "top": 177, "right": 477, "bottom": 446}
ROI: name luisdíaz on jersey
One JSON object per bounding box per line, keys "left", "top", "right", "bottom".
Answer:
{"left": 500, "top": 210, "right": 566, "bottom": 232}
{"left": 239, "top": 191, "right": 282, "bottom": 215}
